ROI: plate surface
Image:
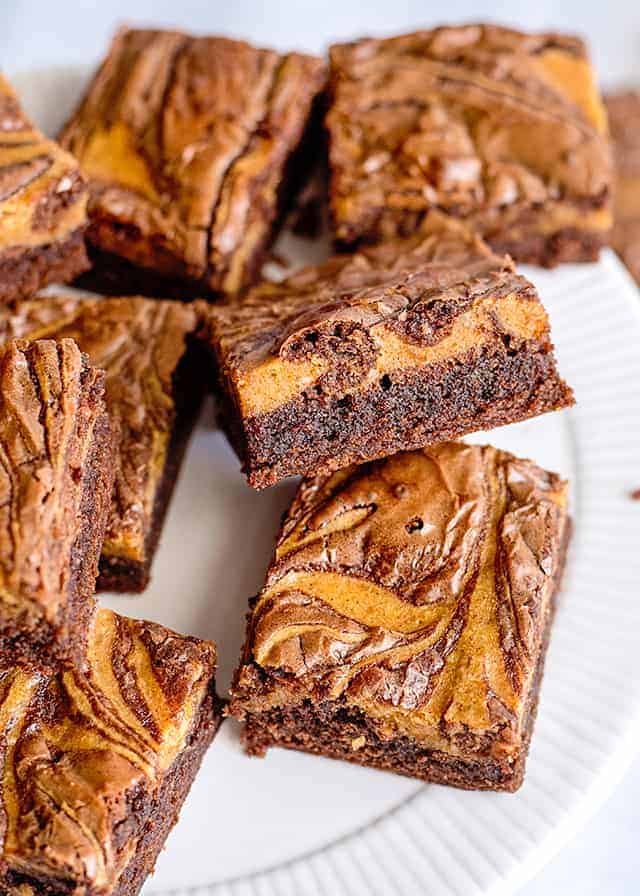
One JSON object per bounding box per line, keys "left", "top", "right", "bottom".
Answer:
{"left": 11, "top": 66, "right": 640, "bottom": 896}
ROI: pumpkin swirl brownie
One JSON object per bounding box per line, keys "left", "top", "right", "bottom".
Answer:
{"left": 0, "top": 607, "right": 222, "bottom": 896}
{"left": 326, "top": 24, "right": 612, "bottom": 265}
{"left": 205, "top": 216, "right": 574, "bottom": 489}
{"left": 230, "top": 442, "right": 570, "bottom": 792}
{"left": 0, "top": 74, "right": 89, "bottom": 303}
{"left": 59, "top": 27, "right": 326, "bottom": 297}
{"left": 0, "top": 295, "right": 203, "bottom": 593}
{"left": 0, "top": 339, "right": 114, "bottom": 667}
{"left": 604, "top": 90, "right": 640, "bottom": 284}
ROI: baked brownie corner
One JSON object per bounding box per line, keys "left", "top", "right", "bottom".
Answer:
{"left": 0, "top": 608, "right": 223, "bottom": 896}
{"left": 0, "top": 73, "right": 89, "bottom": 303}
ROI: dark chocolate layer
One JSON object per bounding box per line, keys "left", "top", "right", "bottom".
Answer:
{"left": 229, "top": 339, "right": 573, "bottom": 489}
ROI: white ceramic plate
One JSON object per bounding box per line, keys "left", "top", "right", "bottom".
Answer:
{"left": 11, "top": 66, "right": 640, "bottom": 896}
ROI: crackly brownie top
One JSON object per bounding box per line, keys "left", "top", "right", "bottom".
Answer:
{"left": 208, "top": 216, "right": 555, "bottom": 418}
{"left": 0, "top": 339, "right": 105, "bottom": 631}
{"left": 604, "top": 90, "right": 640, "bottom": 283}
{"left": 233, "top": 443, "right": 569, "bottom": 759}
{"left": 60, "top": 28, "right": 325, "bottom": 291}
{"left": 0, "top": 296, "right": 197, "bottom": 563}
{"left": 327, "top": 24, "right": 611, "bottom": 240}
{"left": 0, "top": 608, "right": 215, "bottom": 892}
{"left": 0, "top": 74, "right": 87, "bottom": 253}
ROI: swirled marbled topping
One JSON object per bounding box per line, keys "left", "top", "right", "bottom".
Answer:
{"left": 0, "top": 339, "right": 106, "bottom": 631}
{"left": 232, "top": 443, "right": 569, "bottom": 761}
{"left": 0, "top": 295, "right": 197, "bottom": 563}
{"left": 59, "top": 28, "right": 325, "bottom": 292}
{"left": 326, "top": 24, "right": 611, "bottom": 246}
{"left": 0, "top": 608, "right": 216, "bottom": 891}
{"left": 0, "top": 74, "right": 87, "bottom": 252}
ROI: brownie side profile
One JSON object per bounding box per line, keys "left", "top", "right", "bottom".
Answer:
{"left": 0, "top": 295, "right": 203, "bottom": 593}
{"left": 229, "top": 442, "right": 571, "bottom": 792}
{"left": 0, "top": 339, "right": 114, "bottom": 667}
{"left": 206, "top": 216, "right": 574, "bottom": 489}
{"left": 59, "top": 28, "right": 326, "bottom": 296}
{"left": 0, "top": 608, "right": 223, "bottom": 896}
{"left": 326, "top": 24, "right": 612, "bottom": 265}
{"left": 604, "top": 90, "right": 640, "bottom": 284}
{"left": 0, "top": 74, "right": 89, "bottom": 302}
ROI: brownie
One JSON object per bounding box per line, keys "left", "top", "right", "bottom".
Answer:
{"left": 59, "top": 28, "right": 326, "bottom": 297}
{"left": 326, "top": 24, "right": 612, "bottom": 265}
{"left": 205, "top": 214, "right": 574, "bottom": 489}
{"left": 0, "top": 339, "right": 114, "bottom": 667}
{"left": 604, "top": 90, "right": 640, "bottom": 284}
{"left": 230, "top": 442, "right": 571, "bottom": 792}
{"left": 0, "top": 607, "right": 223, "bottom": 896}
{"left": 0, "top": 74, "right": 89, "bottom": 303}
{"left": 0, "top": 295, "right": 203, "bottom": 593}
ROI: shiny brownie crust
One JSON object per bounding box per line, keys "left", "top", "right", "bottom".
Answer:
{"left": 231, "top": 456, "right": 571, "bottom": 792}
{"left": 240, "top": 525, "right": 570, "bottom": 792}
{"left": 219, "top": 339, "right": 574, "bottom": 489}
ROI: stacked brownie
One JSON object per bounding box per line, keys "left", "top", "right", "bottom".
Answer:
{"left": 0, "top": 337, "right": 223, "bottom": 895}
{"left": 0, "top": 16, "right": 613, "bottom": 888}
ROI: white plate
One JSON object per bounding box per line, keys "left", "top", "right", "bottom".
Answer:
{"left": 11, "top": 66, "right": 640, "bottom": 896}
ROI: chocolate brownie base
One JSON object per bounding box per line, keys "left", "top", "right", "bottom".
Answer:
{"left": 0, "top": 228, "right": 89, "bottom": 304}
{"left": 241, "top": 523, "right": 569, "bottom": 792}
{"left": 97, "top": 343, "right": 206, "bottom": 592}
{"left": 489, "top": 226, "right": 607, "bottom": 268}
{"left": 74, "top": 245, "right": 208, "bottom": 301}
{"left": 225, "top": 339, "right": 573, "bottom": 489}
{"left": 65, "top": 410, "right": 116, "bottom": 665}
{"left": 4, "top": 690, "right": 223, "bottom": 896}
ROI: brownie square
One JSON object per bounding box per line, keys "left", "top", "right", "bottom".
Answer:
{"left": 0, "top": 607, "right": 223, "bottom": 896}
{"left": 326, "top": 24, "right": 612, "bottom": 265}
{"left": 230, "top": 442, "right": 570, "bottom": 792}
{"left": 205, "top": 215, "right": 574, "bottom": 489}
{"left": 0, "top": 74, "right": 89, "bottom": 302}
{"left": 0, "top": 338, "right": 114, "bottom": 667}
{"left": 60, "top": 28, "right": 326, "bottom": 297}
{"left": 0, "top": 294, "right": 203, "bottom": 593}
{"left": 604, "top": 90, "right": 640, "bottom": 284}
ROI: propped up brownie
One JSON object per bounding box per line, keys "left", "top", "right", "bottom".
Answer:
{"left": 0, "top": 295, "right": 203, "bottom": 592}
{"left": 0, "top": 74, "right": 89, "bottom": 303}
{"left": 326, "top": 24, "right": 612, "bottom": 265}
{"left": 59, "top": 27, "right": 326, "bottom": 297}
{"left": 0, "top": 607, "right": 223, "bottom": 896}
{"left": 205, "top": 215, "right": 574, "bottom": 489}
{"left": 230, "top": 442, "right": 571, "bottom": 792}
{"left": 0, "top": 338, "right": 114, "bottom": 666}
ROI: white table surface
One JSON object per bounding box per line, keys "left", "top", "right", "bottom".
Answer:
{"left": 3, "top": 2, "right": 640, "bottom": 893}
